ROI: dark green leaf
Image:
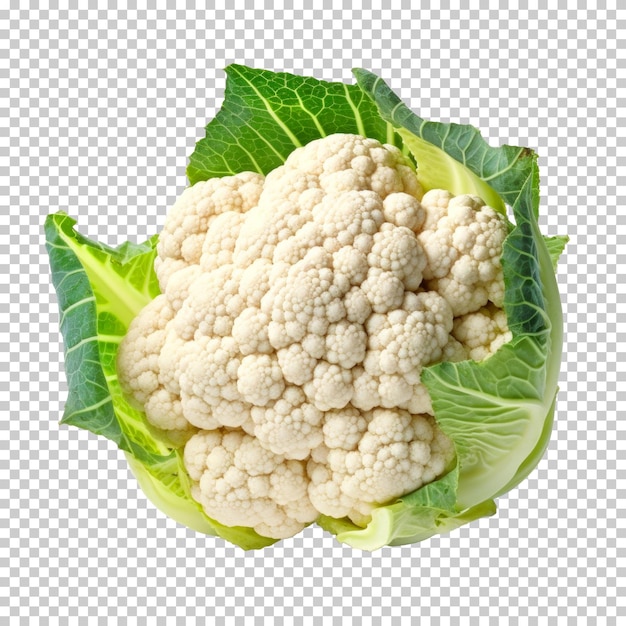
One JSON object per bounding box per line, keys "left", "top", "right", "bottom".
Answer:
{"left": 187, "top": 64, "right": 403, "bottom": 184}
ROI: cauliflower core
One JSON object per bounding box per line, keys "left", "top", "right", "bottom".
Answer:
{"left": 117, "top": 133, "right": 511, "bottom": 539}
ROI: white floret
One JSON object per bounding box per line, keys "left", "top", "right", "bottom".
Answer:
{"left": 155, "top": 172, "right": 264, "bottom": 288}
{"left": 360, "top": 268, "right": 406, "bottom": 313}
{"left": 324, "top": 320, "right": 368, "bottom": 369}
{"left": 177, "top": 335, "right": 248, "bottom": 429}
{"left": 307, "top": 408, "right": 455, "bottom": 523}
{"left": 251, "top": 386, "right": 324, "bottom": 460}
{"left": 371, "top": 291, "right": 453, "bottom": 376}
{"left": 184, "top": 429, "right": 318, "bottom": 539}
{"left": 117, "top": 294, "right": 173, "bottom": 408}
{"left": 200, "top": 211, "right": 246, "bottom": 270}
{"left": 116, "top": 294, "right": 192, "bottom": 435}
{"left": 453, "top": 303, "right": 512, "bottom": 361}
{"left": 418, "top": 193, "right": 509, "bottom": 316}
{"left": 171, "top": 264, "right": 244, "bottom": 340}
{"left": 236, "top": 354, "right": 285, "bottom": 406}
{"left": 276, "top": 343, "right": 317, "bottom": 386}
{"left": 368, "top": 223, "right": 426, "bottom": 290}
{"left": 382, "top": 192, "right": 426, "bottom": 231}
{"left": 231, "top": 307, "right": 271, "bottom": 355}
{"left": 303, "top": 361, "right": 353, "bottom": 411}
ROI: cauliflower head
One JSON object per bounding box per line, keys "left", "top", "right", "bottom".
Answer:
{"left": 117, "top": 133, "right": 511, "bottom": 540}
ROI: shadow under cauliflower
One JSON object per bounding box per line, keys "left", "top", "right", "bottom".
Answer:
{"left": 117, "top": 133, "right": 512, "bottom": 540}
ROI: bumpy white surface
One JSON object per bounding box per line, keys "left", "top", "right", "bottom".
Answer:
{"left": 117, "top": 133, "right": 510, "bottom": 538}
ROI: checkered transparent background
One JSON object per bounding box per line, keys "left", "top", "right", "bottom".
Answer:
{"left": 2, "top": 5, "right": 624, "bottom": 624}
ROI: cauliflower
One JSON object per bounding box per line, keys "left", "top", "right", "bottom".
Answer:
{"left": 117, "top": 133, "right": 511, "bottom": 539}
{"left": 46, "top": 66, "right": 566, "bottom": 550}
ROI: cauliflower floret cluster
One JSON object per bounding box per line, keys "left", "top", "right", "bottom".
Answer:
{"left": 117, "top": 133, "right": 511, "bottom": 540}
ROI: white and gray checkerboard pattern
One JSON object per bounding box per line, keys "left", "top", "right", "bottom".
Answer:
{"left": 2, "top": 5, "right": 623, "bottom": 625}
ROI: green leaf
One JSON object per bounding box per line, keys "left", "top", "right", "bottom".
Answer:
{"left": 422, "top": 160, "right": 565, "bottom": 510}
{"left": 187, "top": 64, "right": 403, "bottom": 184}
{"left": 45, "top": 212, "right": 163, "bottom": 454}
{"left": 543, "top": 234, "right": 570, "bottom": 271}
{"left": 353, "top": 68, "right": 537, "bottom": 215}
{"left": 45, "top": 212, "right": 276, "bottom": 549}
{"left": 331, "top": 71, "right": 566, "bottom": 549}
{"left": 328, "top": 467, "right": 497, "bottom": 551}
{"left": 125, "top": 452, "right": 278, "bottom": 550}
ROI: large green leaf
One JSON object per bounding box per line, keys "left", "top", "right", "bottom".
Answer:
{"left": 423, "top": 162, "right": 565, "bottom": 509}
{"left": 353, "top": 69, "right": 533, "bottom": 213}
{"left": 45, "top": 212, "right": 276, "bottom": 550}
{"left": 319, "top": 467, "right": 497, "bottom": 550}
{"left": 45, "top": 212, "right": 163, "bottom": 455}
{"left": 187, "top": 64, "right": 404, "bottom": 184}
{"left": 325, "top": 72, "right": 567, "bottom": 548}
{"left": 124, "top": 452, "right": 277, "bottom": 549}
